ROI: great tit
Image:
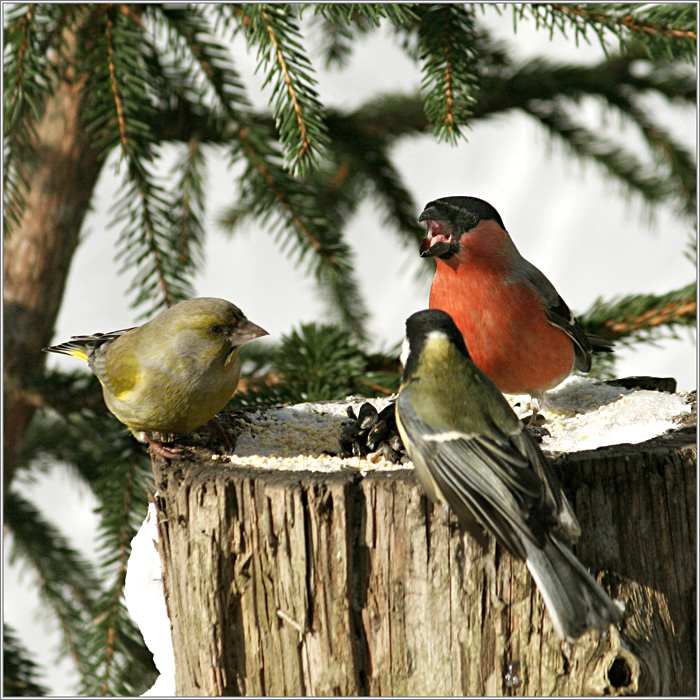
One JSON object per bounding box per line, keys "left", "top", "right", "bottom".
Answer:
{"left": 395, "top": 308, "right": 621, "bottom": 641}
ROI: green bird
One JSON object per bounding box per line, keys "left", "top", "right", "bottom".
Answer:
{"left": 395, "top": 309, "right": 621, "bottom": 641}
{"left": 44, "top": 297, "right": 267, "bottom": 455}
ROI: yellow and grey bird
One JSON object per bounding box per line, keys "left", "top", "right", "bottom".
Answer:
{"left": 43, "top": 297, "right": 268, "bottom": 454}
{"left": 395, "top": 309, "right": 621, "bottom": 641}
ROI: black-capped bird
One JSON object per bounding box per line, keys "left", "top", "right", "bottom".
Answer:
{"left": 419, "top": 196, "right": 613, "bottom": 418}
{"left": 395, "top": 309, "right": 621, "bottom": 641}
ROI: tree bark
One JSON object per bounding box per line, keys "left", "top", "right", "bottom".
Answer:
{"left": 152, "top": 414, "right": 695, "bottom": 696}
{"left": 3, "top": 19, "right": 105, "bottom": 497}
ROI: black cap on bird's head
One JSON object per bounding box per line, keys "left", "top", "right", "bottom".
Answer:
{"left": 401, "top": 309, "right": 471, "bottom": 379}
{"left": 419, "top": 196, "right": 505, "bottom": 259}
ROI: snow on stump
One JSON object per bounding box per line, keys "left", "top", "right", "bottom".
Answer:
{"left": 145, "top": 377, "right": 696, "bottom": 696}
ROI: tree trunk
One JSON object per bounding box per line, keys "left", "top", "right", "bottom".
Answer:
{"left": 3, "top": 17, "right": 105, "bottom": 497}
{"left": 152, "top": 412, "right": 695, "bottom": 696}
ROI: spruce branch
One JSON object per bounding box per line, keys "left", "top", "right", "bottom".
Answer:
{"left": 80, "top": 455, "right": 154, "bottom": 696}
{"left": 11, "top": 395, "right": 155, "bottom": 696}
{"left": 16, "top": 402, "right": 155, "bottom": 694}
{"left": 4, "top": 491, "right": 100, "bottom": 678}
{"left": 417, "top": 4, "right": 479, "bottom": 144}
{"left": 240, "top": 4, "right": 329, "bottom": 174}
{"left": 3, "top": 626, "right": 49, "bottom": 697}
{"left": 307, "top": 6, "right": 377, "bottom": 68}
{"left": 581, "top": 283, "right": 697, "bottom": 345}
{"left": 522, "top": 100, "right": 673, "bottom": 207}
{"left": 224, "top": 123, "right": 370, "bottom": 337}
{"left": 230, "top": 322, "right": 400, "bottom": 407}
{"left": 79, "top": 6, "right": 197, "bottom": 316}
{"left": 156, "top": 4, "right": 251, "bottom": 122}
{"left": 2, "top": 3, "right": 59, "bottom": 233}
{"left": 324, "top": 111, "right": 423, "bottom": 246}
{"left": 520, "top": 3, "right": 697, "bottom": 62}
{"left": 596, "top": 88, "right": 696, "bottom": 216}
{"left": 105, "top": 12, "right": 129, "bottom": 151}
{"left": 313, "top": 4, "right": 419, "bottom": 29}
{"left": 170, "top": 137, "right": 207, "bottom": 274}
{"left": 160, "top": 5, "right": 365, "bottom": 331}
{"left": 551, "top": 3, "right": 697, "bottom": 42}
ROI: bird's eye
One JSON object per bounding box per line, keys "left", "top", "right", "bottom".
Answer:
{"left": 209, "top": 324, "right": 224, "bottom": 335}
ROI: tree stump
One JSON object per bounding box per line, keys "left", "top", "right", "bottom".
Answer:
{"left": 152, "top": 402, "right": 695, "bottom": 696}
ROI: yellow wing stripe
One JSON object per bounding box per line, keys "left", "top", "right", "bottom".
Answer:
{"left": 44, "top": 345, "right": 90, "bottom": 362}
{"left": 65, "top": 348, "right": 90, "bottom": 362}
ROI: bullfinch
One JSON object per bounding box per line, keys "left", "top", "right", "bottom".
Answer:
{"left": 395, "top": 309, "right": 622, "bottom": 641}
{"left": 419, "top": 196, "right": 613, "bottom": 416}
{"left": 44, "top": 297, "right": 268, "bottom": 455}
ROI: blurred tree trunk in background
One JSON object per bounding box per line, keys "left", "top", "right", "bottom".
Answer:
{"left": 3, "top": 21, "right": 104, "bottom": 499}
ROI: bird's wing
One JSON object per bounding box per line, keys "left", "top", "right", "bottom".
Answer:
{"left": 91, "top": 329, "right": 145, "bottom": 399}
{"left": 45, "top": 328, "right": 142, "bottom": 400}
{"left": 513, "top": 256, "right": 595, "bottom": 372}
{"left": 508, "top": 430, "right": 581, "bottom": 543}
{"left": 43, "top": 329, "right": 135, "bottom": 363}
{"left": 397, "top": 390, "right": 560, "bottom": 560}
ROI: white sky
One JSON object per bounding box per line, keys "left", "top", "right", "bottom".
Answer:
{"left": 5, "top": 8, "right": 697, "bottom": 696}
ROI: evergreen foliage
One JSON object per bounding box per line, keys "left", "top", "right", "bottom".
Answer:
{"left": 3, "top": 627, "right": 49, "bottom": 697}
{"left": 3, "top": 3, "right": 695, "bottom": 694}
{"left": 416, "top": 4, "right": 480, "bottom": 144}
{"left": 232, "top": 322, "right": 400, "bottom": 407}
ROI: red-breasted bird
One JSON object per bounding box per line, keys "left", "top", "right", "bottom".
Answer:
{"left": 419, "top": 196, "right": 612, "bottom": 415}
{"left": 43, "top": 297, "right": 268, "bottom": 456}
{"left": 396, "top": 309, "right": 622, "bottom": 640}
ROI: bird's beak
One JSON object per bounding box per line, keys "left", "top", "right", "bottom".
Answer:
{"left": 417, "top": 204, "right": 443, "bottom": 224}
{"left": 420, "top": 241, "right": 455, "bottom": 259}
{"left": 418, "top": 207, "right": 456, "bottom": 259}
{"left": 229, "top": 319, "right": 269, "bottom": 348}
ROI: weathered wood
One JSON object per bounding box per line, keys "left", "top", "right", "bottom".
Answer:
{"left": 153, "top": 422, "right": 695, "bottom": 696}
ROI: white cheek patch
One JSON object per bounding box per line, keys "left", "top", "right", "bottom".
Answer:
{"left": 399, "top": 337, "right": 411, "bottom": 370}
{"left": 426, "top": 330, "right": 449, "bottom": 343}
{"left": 401, "top": 330, "right": 451, "bottom": 371}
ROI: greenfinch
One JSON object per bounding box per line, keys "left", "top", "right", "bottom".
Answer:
{"left": 44, "top": 297, "right": 268, "bottom": 454}
{"left": 396, "top": 309, "right": 621, "bottom": 641}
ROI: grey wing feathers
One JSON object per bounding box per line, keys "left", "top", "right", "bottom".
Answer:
{"left": 398, "top": 393, "right": 565, "bottom": 560}
{"left": 43, "top": 329, "right": 136, "bottom": 382}
{"left": 525, "top": 536, "right": 622, "bottom": 640}
{"left": 45, "top": 329, "right": 133, "bottom": 357}
{"left": 515, "top": 255, "right": 601, "bottom": 372}
{"left": 509, "top": 431, "right": 581, "bottom": 543}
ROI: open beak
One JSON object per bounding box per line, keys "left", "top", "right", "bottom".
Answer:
{"left": 418, "top": 208, "right": 456, "bottom": 259}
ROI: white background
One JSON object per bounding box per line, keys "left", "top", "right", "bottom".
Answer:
{"left": 5, "top": 9, "right": 696, "bottom": 695}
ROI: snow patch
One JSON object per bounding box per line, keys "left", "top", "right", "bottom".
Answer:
{"left": 506, "top": 376, "right": 691, "bottom": 453}
{"left": 125, "top": 503, "right": 175, "bottom": 696}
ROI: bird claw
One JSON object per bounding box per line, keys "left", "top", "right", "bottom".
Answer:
{"left": 523, "top": 423, "right": 551, "bottom": 443}
{"left": 144, "top": 432, "right": 184, "bottom": 459}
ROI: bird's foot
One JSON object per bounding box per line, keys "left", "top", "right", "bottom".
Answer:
{"left": 144, "top": 432, "right": 183, "bottom": 459}
{"left": 523, "top": 422, "right": 551, "bottom": 443}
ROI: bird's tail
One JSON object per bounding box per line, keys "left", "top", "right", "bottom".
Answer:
{"left": 525, "top": 536, "right": 622, "bottom": 641}
{"left": 587, "top": 333, "right": 615, "bottom": 355}
{"left": 42, "top": 339, "right": 92, "bottom": 362}
{"left": 42, "top": 330, "right": 133, "bottom": 362}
